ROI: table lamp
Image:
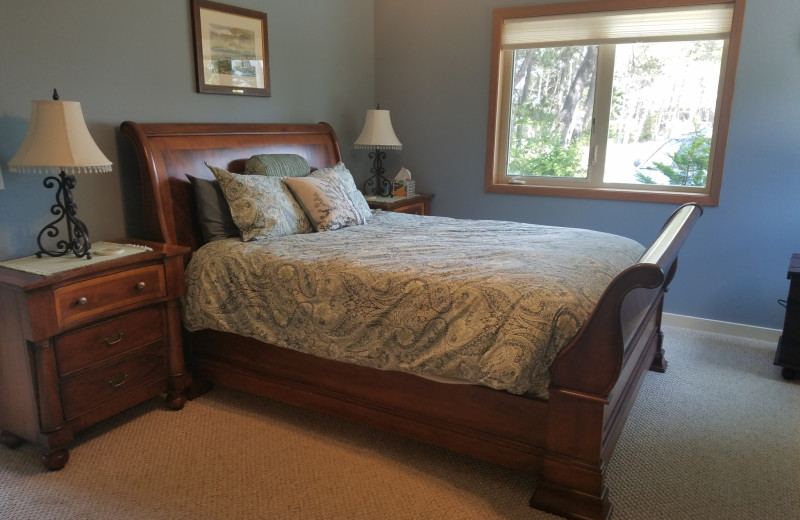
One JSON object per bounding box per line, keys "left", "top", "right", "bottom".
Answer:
{"left": 354, "top": 105, "right": 402, "bottom": 197}
{"left": 9, "top": 89, "right": 112, "bottom": 259}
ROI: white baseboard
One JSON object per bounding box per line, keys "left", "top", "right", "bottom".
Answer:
{"left": 663, "top": 313, "right": 781, "bottom": 343}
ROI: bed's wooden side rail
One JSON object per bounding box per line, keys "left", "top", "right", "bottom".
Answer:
{"left": 549, "top": 202, "right": 703, "bottom": 397}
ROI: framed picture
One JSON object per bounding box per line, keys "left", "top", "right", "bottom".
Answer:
{"left": 190, "top": 0, "right": 270, "bottom": 97}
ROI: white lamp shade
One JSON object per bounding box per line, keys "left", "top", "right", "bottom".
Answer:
{"left": 9, "top": 99, "right": 112, "bottom": 174}
{"left": 354, "top": 109, "right": 402, "bottom": 150}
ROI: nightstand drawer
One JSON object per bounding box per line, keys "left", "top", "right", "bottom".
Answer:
{"left": 393, "top": 202, "right": 426, "bottom": 215}
{"left": 60, "top": 343, "right": 167, "bottom": 420}
{"left": 54, "top": 265, "right": 166, "bottom": 327}
{"left": 55, "top": 307, "right": 164, "bottom": 377}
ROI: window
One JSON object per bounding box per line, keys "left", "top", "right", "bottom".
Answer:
{"left": 485, "top": 0, "right": 746, "bottom": 205}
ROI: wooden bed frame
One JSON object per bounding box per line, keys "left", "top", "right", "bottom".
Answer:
{"left": 120, "top": 120, "right": 702, "bottom": 520}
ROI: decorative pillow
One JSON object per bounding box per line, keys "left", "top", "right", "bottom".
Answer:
{"left": 244, "top": 154, "right": 311, "bottom": 178}
{"left": 283, "top": 171, "right": 363, "bottom": 232}
{"left": 187, "top": 175, "right": 239, "bottom": 243}
{"left": 310, "top": 162, "right": 372, "bottom": 222}
{"left": 206, "top": 163, "right": 313, "bottom": 241}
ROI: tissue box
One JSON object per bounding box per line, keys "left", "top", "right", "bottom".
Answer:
{"left": 392, "top": 179, "right": 416, "bottom": 197}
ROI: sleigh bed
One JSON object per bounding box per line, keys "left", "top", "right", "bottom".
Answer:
{"left": 121, "top": 120, "right": 701, "bottom": 520}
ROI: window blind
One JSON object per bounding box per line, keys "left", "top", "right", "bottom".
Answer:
{"left": 502, "top": 4, "right": 734, "bottom": 49}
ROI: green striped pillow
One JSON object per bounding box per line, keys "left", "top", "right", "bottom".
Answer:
{"left": 244, "top": 154, "right": 311, "bottom": 178}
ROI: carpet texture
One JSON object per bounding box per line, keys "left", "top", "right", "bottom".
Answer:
{"left": 0, "top": 326, "right": 798, "bottom": 519}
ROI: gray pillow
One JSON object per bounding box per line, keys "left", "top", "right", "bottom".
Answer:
{"left": 187, "top": 175, "right": 239, "bottom": 243}
{"left": 244, "top": 154, "right": 311, "bottom": 177}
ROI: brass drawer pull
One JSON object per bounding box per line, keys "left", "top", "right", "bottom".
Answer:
{"left": 103, "top": 331, "right": 125, "bottom": 346}
{"left": 136, "top": 281, "right": 146, "bottom": 290}
{"left": 108, "top": 373, "right": 128, "bottom": 388}
{"left": 77, "top": 297, "right": 88, "bottom": 306}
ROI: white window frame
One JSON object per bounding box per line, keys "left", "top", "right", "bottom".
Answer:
{"left": 485, "top": 0, "right": 747, "bottom": 206}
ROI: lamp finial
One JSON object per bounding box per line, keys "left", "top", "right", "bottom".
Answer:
{"left": 52, "top": 89, "right": 59, "bottom": 101}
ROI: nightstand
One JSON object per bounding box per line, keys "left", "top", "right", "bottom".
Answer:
{"left": 366, "top": 193, "right": 434, "bottom": 216}
{"left": 775, "top": 253, "right": 800, "bottom": 380}
{"left": 0, "top": 239, "right": 190, "bottom": 469}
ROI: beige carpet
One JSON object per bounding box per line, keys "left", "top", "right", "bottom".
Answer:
{"left": 1, "top": 326, "right": 798, "bottom": 519}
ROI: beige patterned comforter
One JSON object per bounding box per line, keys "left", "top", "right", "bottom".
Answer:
{"left": 182, "top": 211, "right": 644, "bottom": 397}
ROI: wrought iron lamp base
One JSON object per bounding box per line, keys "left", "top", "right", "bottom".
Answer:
{"left": 362, "top": 148, "right": 394, "bottom": 197}
{"left": 36, "top": 171, "right": 92, "bottom": 260}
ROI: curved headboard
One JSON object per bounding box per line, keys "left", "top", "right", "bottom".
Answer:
{"left": 120, "top": 121, "right": 343, "bottom": 251}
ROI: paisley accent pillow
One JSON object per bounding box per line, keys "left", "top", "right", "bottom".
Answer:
{"left": 243, "top": 154, "right": 311, "bottom": 178}
{"left": 310, "top": 162, "right": 372, "bottom": 222}
{"left": 283, "top": 171, "right": 363, "bottom": 232}
{"left": 207, "top": 163, "right": 313, "bottom": 241}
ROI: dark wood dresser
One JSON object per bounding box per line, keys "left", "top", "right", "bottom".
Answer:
{"left": 775, "top": 253, "right": 800, "bottom": 380}
{"left": 0, "top": 240, "right": 190, "bottom": 469}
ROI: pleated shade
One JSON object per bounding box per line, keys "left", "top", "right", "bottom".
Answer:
{"left": 9, "top": 99, "right": 112, "bottom": 174}
{"left": 354, "top": 109, "right": 402, "bottom": 150}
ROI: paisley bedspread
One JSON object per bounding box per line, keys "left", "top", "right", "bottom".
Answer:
{"left": 182, "top": 211, "right": 644, "bottom": 397}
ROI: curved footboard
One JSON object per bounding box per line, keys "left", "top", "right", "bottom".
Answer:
{"left": 531, "top": 203, "right": 703, "bottom": 520}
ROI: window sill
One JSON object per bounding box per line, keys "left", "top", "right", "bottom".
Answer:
{"left": 484, "top": 181, "right": 719, "bottom": 206}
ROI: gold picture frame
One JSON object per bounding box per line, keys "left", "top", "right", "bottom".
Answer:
{"left": 190, "top": 0, "right": 270, "bottom": 97}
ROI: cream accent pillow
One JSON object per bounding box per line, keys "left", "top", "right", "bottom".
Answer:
{"left": 207, "top": 163, "right": 313, "bottom": 241}
{"left": 310, "top": 162, "right": 372, "bottom": 222}
{"left": 283, "top": 171, "right": 363, "bottom": 232}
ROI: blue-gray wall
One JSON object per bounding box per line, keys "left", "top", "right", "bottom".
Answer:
{"left": 1, "top": 0, "right": 797, "bottom": 330}
{"left": 374, "top": 0, "right": 800, "bottom": 329}
{"left": 0, "top": 0, "right": 374, "bottom": 254}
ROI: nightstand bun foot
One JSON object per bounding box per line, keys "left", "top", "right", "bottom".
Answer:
{"left": 165, "top": 392, "right": 187, "bottom": 410}
{"left": 42, "top": 448, "right": 69, "bottom": 471}
{"left": 0, "top": 430, "right": 24, "bottom": 449}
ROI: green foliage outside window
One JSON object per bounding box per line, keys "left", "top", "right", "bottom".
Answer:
{"left": 507, "top": 46, "right": 594, "bottom": 178}
{"left": 635, "top": 133, "right": 711, "bottom": 186}
{"left": 508, "top": 120, "right": 586, "bottom": 177}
